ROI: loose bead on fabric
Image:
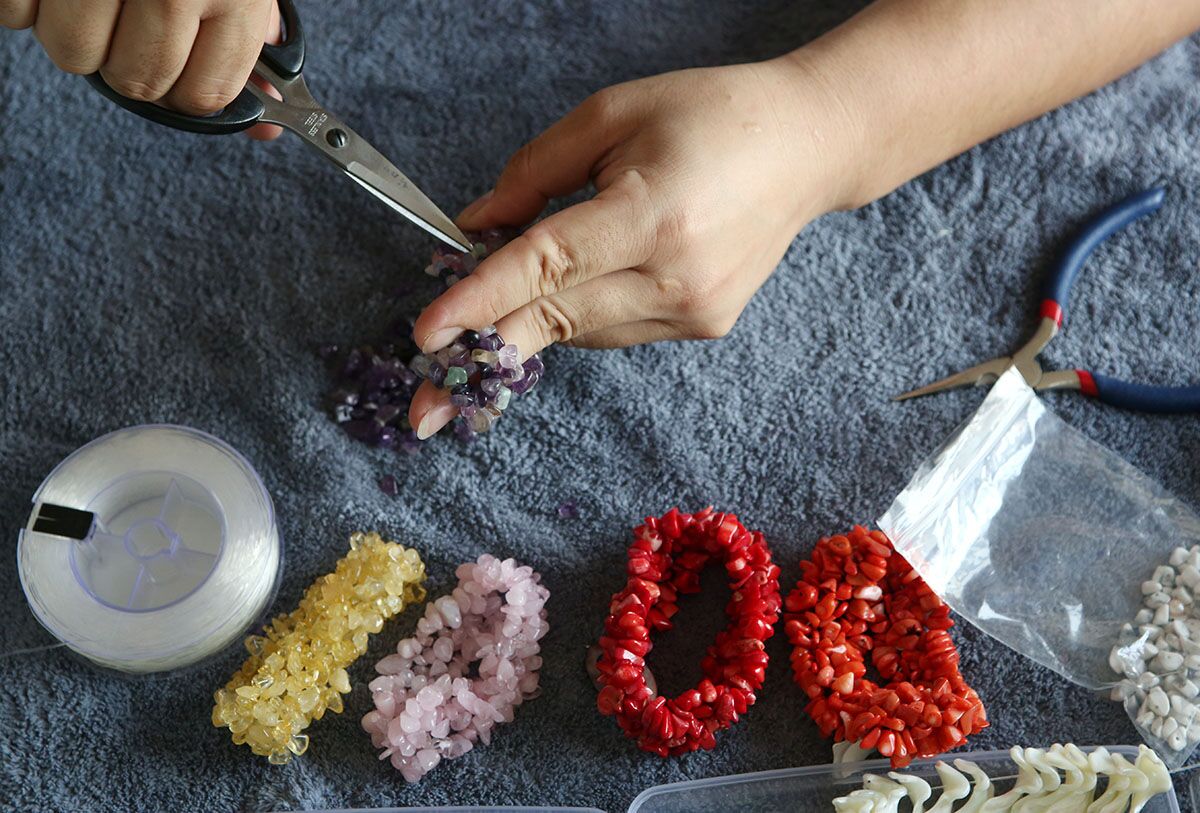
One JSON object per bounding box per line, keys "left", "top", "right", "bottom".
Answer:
{"left": 593, "top": 507, "right": 782, "bottom": 757}
{"left": 362, "top": 554, "right": 549, "bottom": 782}
{"left": 324, "top": 324, "right": 424, "bottom": 454}
{"left": 212, "top": 532, "right": 427, "bottom": 764}
{"left": 785, "top": 526, "right": 987, "bottom": 767}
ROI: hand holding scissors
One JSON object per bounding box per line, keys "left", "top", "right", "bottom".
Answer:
{"left": 81, "top": 0, "right": 470, "bottom": 252}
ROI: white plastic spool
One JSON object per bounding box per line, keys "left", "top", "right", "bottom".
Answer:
{"left": 17, "top": 425, "right": 281, "bottom": 674}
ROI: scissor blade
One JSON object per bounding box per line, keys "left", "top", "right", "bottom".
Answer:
{"left": 260, "top": 84, "right": 472, "bottom": 253}
{"left": 340, "top": 157, "right": 472, "bottom": 253}
{"left": 894, "top": 358, "right": 1012, "bottom": 401}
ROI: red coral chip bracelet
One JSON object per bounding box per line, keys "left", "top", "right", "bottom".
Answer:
{"left": 594, "top": 508, "right": 782, "bottom": 756}
{"left": 784, "top": 526, "right": 987, "bottom": 767}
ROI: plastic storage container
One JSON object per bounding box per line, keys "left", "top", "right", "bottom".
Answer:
{"left": 627, "top": 747, "right": 1180, "bottom": 813}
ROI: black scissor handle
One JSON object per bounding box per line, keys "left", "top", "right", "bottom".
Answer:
{"left": 260, "top": 0, "right": 305, "bottom": 79}
{"left": 84, "top": 0, "right": 305, "bottom": 135}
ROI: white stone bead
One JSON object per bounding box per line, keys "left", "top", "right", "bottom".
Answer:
{"left": 1154, "top": 566, "right": 1177, "bottom": 585}
{"left": 1152, "top": 647, "right": 1180, "bottom": 676}
{"left": 1135, "top": 609, "right": 1154, "bottom": 624}
{"left": 1146, "top": 592, "right": 1171, "bottom": 609}
{"left": 1153, "top": 604, "right": 1171, "bottom": 626}
{"left": 1143, "top": 581, "right": 1163, "bottom": 596}
{"left": 1170, "top": 730, "right": 1189, "bottom": 750}
{"left": 1148, "top": 687, "right": 1171, "bottom": 715}
{"left": 1171, "top": 548, "right": 1190, "bottom": 567}
{"left": 1110, "top": 646, "right": 1130, "bottom": 674}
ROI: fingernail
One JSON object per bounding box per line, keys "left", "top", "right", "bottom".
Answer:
{"left": 421, "top": 327, "right": 464, "bottom": 354}
{"left": 457, "top": 189, "right": 493, "bottom": 224}
{"left": 416, "top": 402, "right": 458, "bottom": 440}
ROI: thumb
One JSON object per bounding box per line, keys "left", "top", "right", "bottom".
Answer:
{"left": 459, "top": 89, "right": 630, "bottom": 230}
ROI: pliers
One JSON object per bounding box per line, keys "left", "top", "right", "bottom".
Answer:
{"left": 897, "top": 187, "right": 1200, "bottom": 413}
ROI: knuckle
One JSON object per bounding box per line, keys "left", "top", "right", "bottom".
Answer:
{"left": 48, "top": 52, "right": 103, "bottom": 75}
{"left": 531, "top": 295, "right": 580, "bottom": 346}
{"left": 579, "top": 85, "right": 622, "bottom": 124}
{"left": 0, "top": 1, "right": 36, "bottom": 29}
{"left": 172, "top": 81, "right": 243, "bottom": 114}
{"left": 158, "top": 0, "right": 196, "bottom": 17}
{"left": 669, "top": 271, "right": 718, "bottom": 320}
{"left": 522, "top": 224, "right": 578, "bottom": 295}
{"left": 661, "top": 205, "right": 706, "bottom": 253}
{"left": 688, "top": 314, "right": 736, "bottom": 341}
{"left": 104, "top": 73, "right": 170, "bottom": 102}
{"left": 34, "top": 25, "right": 105, "bottom": 74}
{"left": 506, "top": 140, "right": 538, "bottom": 184}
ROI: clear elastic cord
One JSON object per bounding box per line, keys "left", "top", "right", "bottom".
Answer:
{"left": 18, "top": 425, "right": 281, "bottom": 674}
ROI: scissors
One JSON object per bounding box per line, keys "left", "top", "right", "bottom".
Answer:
{"left": 897, "top": 186, "right": 1200, "bottom": 414}
{"left": 83, "top": 0, "right": 471, "bottom": 253}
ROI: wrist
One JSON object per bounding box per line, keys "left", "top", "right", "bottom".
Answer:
{"left": 767, "top": 47, "right": 875, "bottom": 215}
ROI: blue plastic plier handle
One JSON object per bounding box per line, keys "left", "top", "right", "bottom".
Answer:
{"left": 1040, "top": 187, "right": 1200, "bottom": 414}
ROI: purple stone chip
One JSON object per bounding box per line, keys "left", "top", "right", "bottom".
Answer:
{"left": 379, "top": 474, "right": 398, "bottom": 497}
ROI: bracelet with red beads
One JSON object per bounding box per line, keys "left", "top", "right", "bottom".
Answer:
{"left": 784, "top": 526, "right": 987, "bottom": 768}
{"left": 594, "top": 508, "right": 782, "bottom": 756}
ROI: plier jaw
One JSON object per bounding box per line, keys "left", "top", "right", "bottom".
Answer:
{"left": 894, "top": 312, "right": 1061, "bottom": 401}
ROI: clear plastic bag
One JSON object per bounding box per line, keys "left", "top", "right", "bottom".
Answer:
{"left": 879, "top": 367, "right": 1200, "bottom": 766}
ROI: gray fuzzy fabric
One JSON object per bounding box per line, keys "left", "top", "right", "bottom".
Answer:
{"left": 2, "top": 2, "right": 1200, "bottom": 812}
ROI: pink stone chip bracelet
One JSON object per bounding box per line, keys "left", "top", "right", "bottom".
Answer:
{"left": 361, "top": 554, "right": 549, "bottom": 782}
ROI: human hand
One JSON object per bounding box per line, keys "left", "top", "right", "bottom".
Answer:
{"left": 408, "top": 57, "right": 860, "bottom": 438}
{"left": 1, "top": 0, "right": 283, "bottom": 140}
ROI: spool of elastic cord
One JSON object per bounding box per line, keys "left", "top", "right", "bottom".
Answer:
{"left": 18, "top": 424, "right": 281, "bottom": 675}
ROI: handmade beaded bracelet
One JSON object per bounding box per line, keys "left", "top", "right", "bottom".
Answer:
{"left": 784, "top": 526, "right": 987, "bottom": 767}
{"left": 594, "top": 508, "right": 782, "bottom": 756}
{"left": 362, "top": 554, "right": 549, "bottom": 782}
{"left": 212, "top": 532, "right": 427, "bottom": 763}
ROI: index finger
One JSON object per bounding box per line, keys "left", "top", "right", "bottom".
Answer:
{"left": 413, "top": 177, "right": 656, "bottom": 354}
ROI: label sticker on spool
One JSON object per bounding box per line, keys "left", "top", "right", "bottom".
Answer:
{"left": 17, "top": 425, "right": 281, "bottom": 675}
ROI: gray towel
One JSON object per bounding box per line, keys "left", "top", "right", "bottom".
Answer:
{"left": 2, "top": 2, "right": 1198, "bottom": 811}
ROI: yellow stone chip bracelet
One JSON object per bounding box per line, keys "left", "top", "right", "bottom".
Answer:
{"left": 211, "top": 531, "right": 427, "bottom": 763}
